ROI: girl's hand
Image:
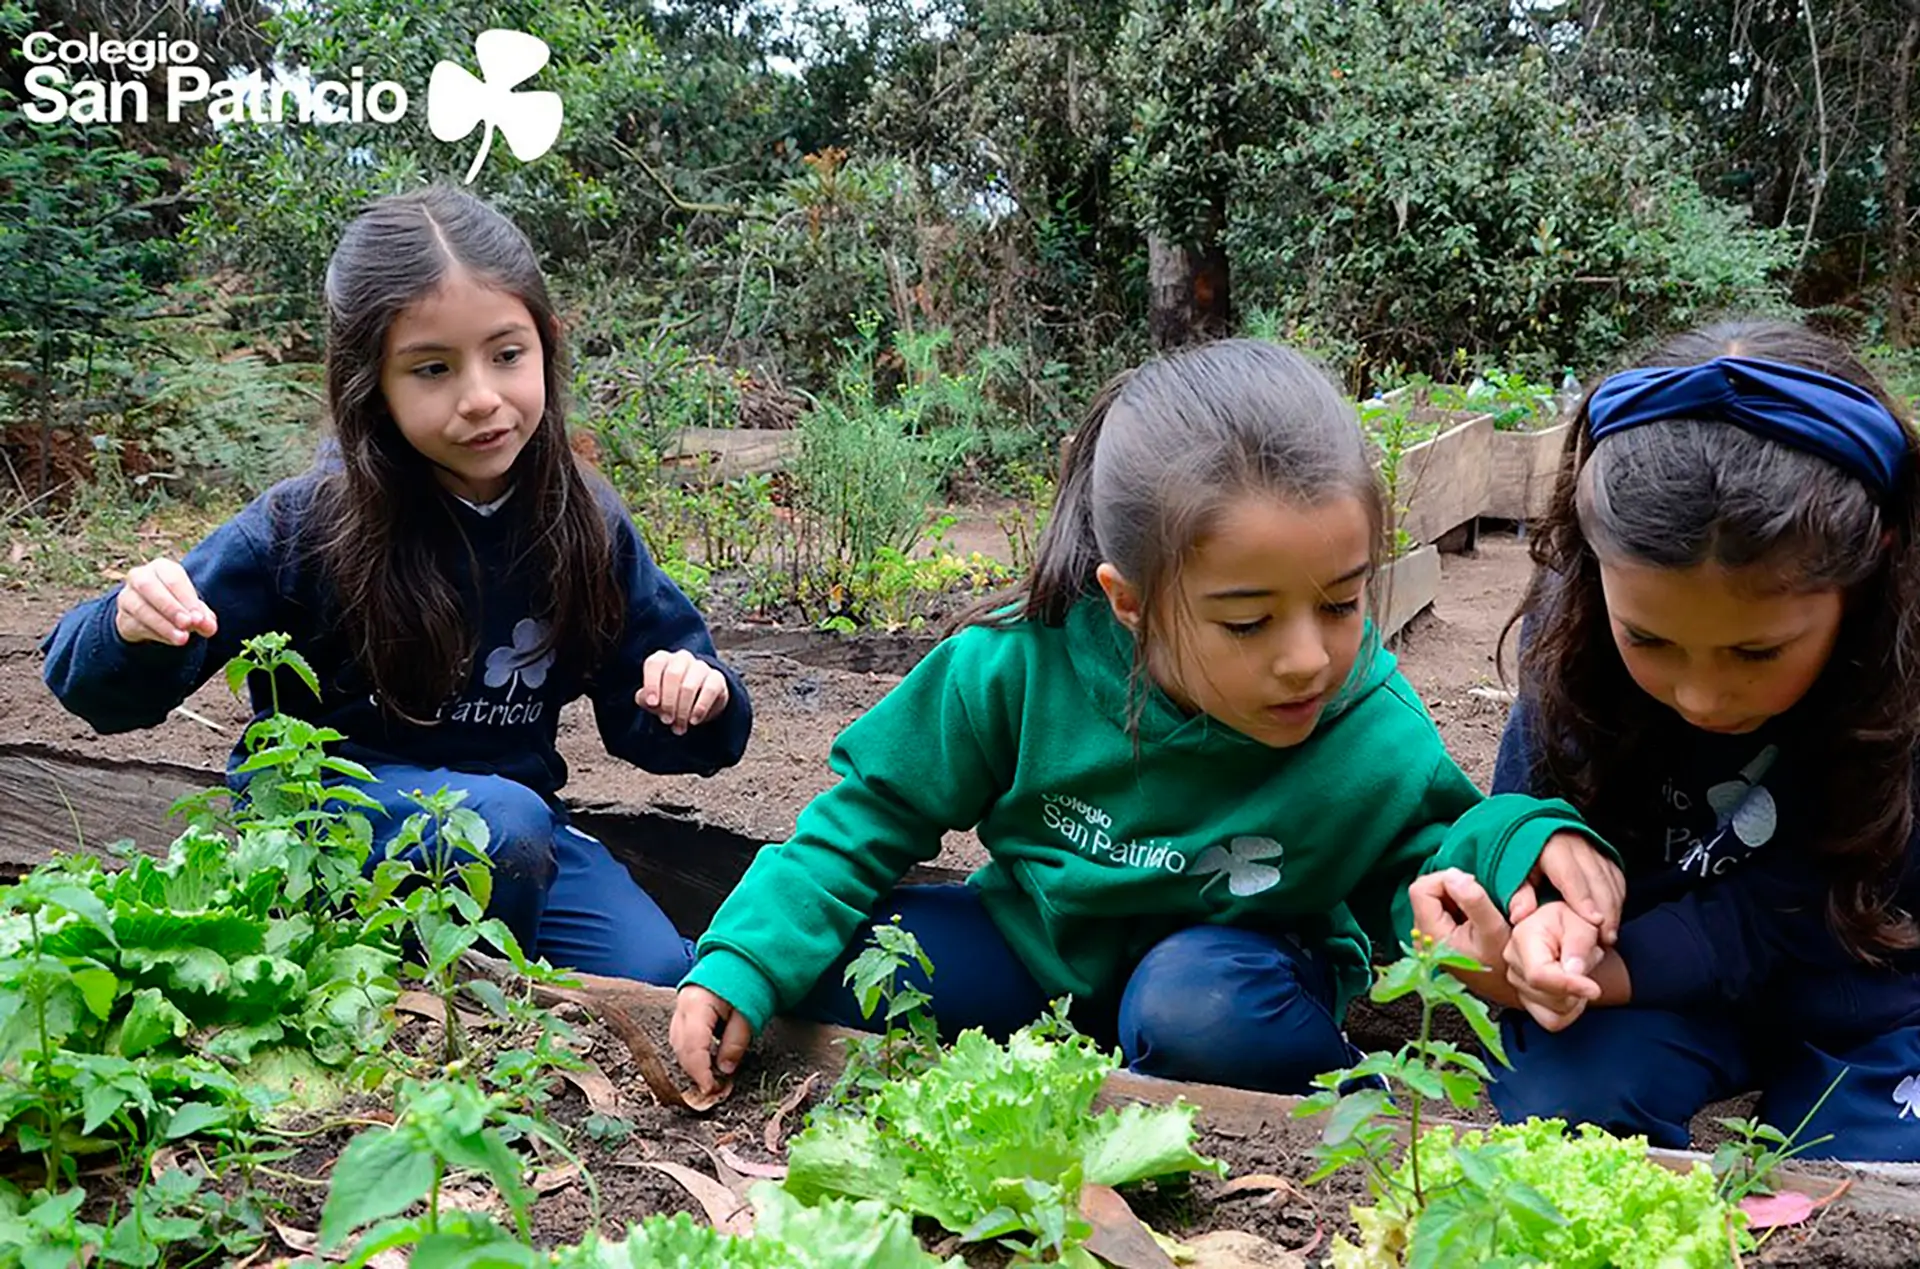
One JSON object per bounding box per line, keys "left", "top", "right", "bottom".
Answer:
{"left": 671, "top": 984, "right": 755, "bottom": 1094}
{"left": 1513, "top": 831, "right": 1625, "bottom": 945}
{"left": 114, "top": 558, "right": 218, "bottom": 646}
{"left": 1505, "top": 901, "right": 1605, "bottom": 1032}
{"left": 1408, "top": 868, "right": 1521, "bottom": 1007}
{"left": 639, "top": 649, "right": 730, "bottom": 734}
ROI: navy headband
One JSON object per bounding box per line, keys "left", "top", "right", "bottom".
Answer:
{"left": 1586, "top": 355, "right": 1910, "bottom": 496}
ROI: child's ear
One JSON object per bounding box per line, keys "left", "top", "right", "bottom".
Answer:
{"left": 1096, "top": 562, "right": 1143, "bottom": 631}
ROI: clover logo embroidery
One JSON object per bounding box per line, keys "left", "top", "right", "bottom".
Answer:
{"left": 429, "top": 29, "right": 564, "bottom": 184}
{"left": 1704, "top": 744, "right": 1781, "bottom": 849}
{"left": 1896, "top": 1073, "right": 1920, "bottom": 1119}
{"left": 483, "top": 618, "right": 555, "bottom": 701}
{"left": 1190, "top": 836, "right": 1285, "bottom": 898}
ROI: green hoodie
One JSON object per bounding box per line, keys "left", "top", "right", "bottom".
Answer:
{"left": 688, "top": 599, "right": 1608, "bottom": 1032}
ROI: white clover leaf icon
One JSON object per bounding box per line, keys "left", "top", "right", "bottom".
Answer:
{"left": 429, "top": 29, "right": 564, "bottom": 184}
{"left": 1190, "top": 836, "right": 1285, "bottom": 898}
{"left": 484, "top": 618, "right": 554, "bottom": 700}
{"left": 1896, "top": 1073, "right": 1920, "bottom": 1120}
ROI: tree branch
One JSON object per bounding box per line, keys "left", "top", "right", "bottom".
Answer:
{"left": 1795, "top": 0, "right": 1831, "bottom": 274}
{"left": 607, "top": 136, "right": 772, "bottom": 222}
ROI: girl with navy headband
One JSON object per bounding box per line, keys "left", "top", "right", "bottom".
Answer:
{"left": 1412, "top": 320, "right": 1920, "bottom": 1160}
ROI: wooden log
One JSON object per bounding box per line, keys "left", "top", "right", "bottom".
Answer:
{"left": 658, "top": 427, "right": 799, "bottom": 484}
{"left": 0, "top": 741, "right": 964, "bottom": 934}
{"left": 0, "top": 743, "right": 212, "bottom": 871}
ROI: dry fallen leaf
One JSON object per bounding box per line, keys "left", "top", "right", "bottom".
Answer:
{"left": 1741, "top": 1179, "right": 1849, "bottom": 1230}
{"left": 717, "top": 1145, "right": 789, "bottom": 1179}
{"left": 534, "top": 1163, "right": 583, "bottom": 1195}
{"left": 269, "top": 1220, "right": 318, "bottom": 1254}
{"left": 438, "top": 1180, "right": 499, "bottom": 1215}
{"left": 1220, "top": 1173, "right": 1307, "bottom": 1207}
{"left": 627, "top": 1160, "right": 754, "bottom": 1235}
{"left": 148, "top": 1147, "right": 184, "bottom": 1182}
{"left": 560, "top": 1061, "right": 622, "bottom": 1115}
{"left": 518, "top": 970, "right": 732, "bottom": 1112}
{"left": 764, "top": 1071, "right": 821, "bottom": 1154}
{"left": 1080, "top": 1183, "right": 1176, "bottom": 1269}
{"left": 395, "top": 989, "right": 486, "bottom": 1030}
{"left": 1181, "top": 1230, "right": 1308, "bottom": 1268}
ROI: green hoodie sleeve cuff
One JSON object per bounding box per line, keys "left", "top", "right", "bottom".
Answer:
{"left": 1438, "top": 794, "right": 1619, "bottom": 917}
{"left": 682, "top": 948, "right": 781, "bottom": 1034}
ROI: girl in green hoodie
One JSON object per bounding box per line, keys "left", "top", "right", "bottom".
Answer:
{"left": 673, "top": 339, "right": 1622, "bottom": 1095}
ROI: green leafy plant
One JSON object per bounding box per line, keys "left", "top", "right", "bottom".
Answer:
{"left": 558, "top": 1185, "right": 964, "bottom": 1267}
{"left": 362, "top": 787, "right": 516, "bottom": 1064}
{"left": 318, "top": 1068, "right": 584, "bottom": 1264}
{"left": 1711, "top": 1070, "right": 1844, "bottom": 1207}
{"left": 1356, "top": 397, "right": 1441, "bottom": 560}
{"left": 831, "top": 919, "right": 941, "bottom": 1103}
{"left": 1426, "top": 371, "right": 1559, "bottom": 433}
{"left": 784, "top": 1015, "right": 1222, "bottom": 1266}
{"left": 1299, "top": 936, "right": 1747, "bottom": 1267}
{"left": 1337, "top": 1120, "right": 1744, "bottom": 1269}
{"left": 1296, "top": 934, "right": 1507, "bottom": 1209}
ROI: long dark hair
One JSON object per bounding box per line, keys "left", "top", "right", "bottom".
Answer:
{"left": 1503, "top": 319, "right": 1920, "bottom": 958}
{"left": 316, "top": 185, "right": 622, "bottom": 720}
{"left": 955, "top": 339, "right": 1386, "bottom": 670}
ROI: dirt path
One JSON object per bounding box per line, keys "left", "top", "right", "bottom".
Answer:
{"left": 0, "top": 532, "right": 1536, "bottom": 871}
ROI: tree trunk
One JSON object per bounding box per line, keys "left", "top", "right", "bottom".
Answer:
{"left": 1146, "top": 204, "right": 1231, "bottom": 351}
{"left": 1888, "top": 9, "right": 1920, "bottom": 347}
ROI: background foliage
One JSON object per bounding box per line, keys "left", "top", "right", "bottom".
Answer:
{"left": 4, "top": 0, "right": 1911, "bottom": 607}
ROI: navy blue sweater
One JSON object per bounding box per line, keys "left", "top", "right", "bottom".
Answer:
{"left": 41, "top": 473, "right": 752, "bottom": 803}
{"left": 1494, "top": 694, "right": 1920, "bottom": 1039}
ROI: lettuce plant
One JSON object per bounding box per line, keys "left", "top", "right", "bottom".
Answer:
{"left": 561, "top": 1186, "right": 963, "bottom": 1268}
{"left": 782, "top": 1010, "right": 1222, "bottom": 1265}
{"left": 1335, "top": 1120, "right": 1745, "bottom": 1269}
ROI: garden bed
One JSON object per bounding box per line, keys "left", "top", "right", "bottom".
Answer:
{"left": 8, "top": 738, "right": 1920, "bottom": 1267}
{"left": 1486, "top": 422, "right": 1571, "bottom": 523}
{"left": 1374, "top": 545, "right": 1440, "bottom": 642}
{"left": 1391, "top": 410, "right": 1492, "bottom": 547}
{"left": 229, "top": 973, "right": 1920, "bottom": 1268}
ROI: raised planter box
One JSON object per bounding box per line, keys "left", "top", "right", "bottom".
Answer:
{"left": 1392, "top": 409, "right": 1494, "bottom": 546}
{"left": 1486, "top": 421, "right": 1571, "bottom": 522}
{"left": 1376, "top": 543, "right": 1440, "bottom": 641}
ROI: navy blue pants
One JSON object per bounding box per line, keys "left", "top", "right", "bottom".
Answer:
{"left": 796, "top": 884, "right": 1354, "bottom": 1093}
{"left": 352, "top": 763, "right": 694, "bottom": 985}
{"left": 1492, "top": 1005, "right": 1920, "bottom": 1161}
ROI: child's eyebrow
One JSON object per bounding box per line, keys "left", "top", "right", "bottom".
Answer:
{"left": 1620, "top": 620, "right": 1797, "bottom": 649}
{"left": 392, "top": 324, "right": 532, "bottom": 356}
{"left": 1204, "top": 561, "right": 1370, "bottom": 600}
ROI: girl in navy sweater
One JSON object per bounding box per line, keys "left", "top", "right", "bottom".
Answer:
{"left": 42, "top": 186, "right": 751, "bottom": 984}
{"left": 1426, "top": 320, "right": 1920, "bottom": 1160}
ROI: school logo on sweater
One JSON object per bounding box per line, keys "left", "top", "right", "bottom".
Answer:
{"left": 1897, "top": 1073, "right": 1920, "bottom": 1120}
{"left": 444, "top": 616, "right": 553, "bottom": 726}
{"left": 1190, "top": 836, "right": 1285, "bottom": 897}
{"left": 1040, "top": 795, "right": 1187, "bottom": 875}
{"left": 484, "top": 617, "right": 554, "bottom": 699}
{"left": 1669, "top": 744, "right": 1779, "bottom": 877}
